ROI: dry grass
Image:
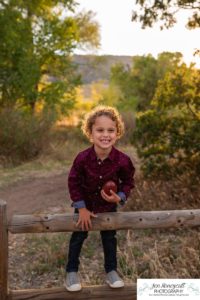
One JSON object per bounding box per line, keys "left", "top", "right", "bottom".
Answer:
{"left": 9, "top": 227, "right": 200, "bottom": 289}
{"left": 5, "top": 126, "right": 200, "bottom": 289}
{"left": 125, "top": 172, "right": 200, "bottom": 212}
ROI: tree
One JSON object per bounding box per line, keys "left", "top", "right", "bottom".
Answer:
{"left": 131, "top": 1, "right": 200, "bottom": 178}
{"left": 108, "top": 52, "right": 183, "bottom": 111}
{"left": 132, "top": 0, "right": 200, "bottom": 29}
{"left": 0, "top": 0, "right": 100, "bottom": 115}
{"left": 134, "top": 63, "right": 200, "bottom": 178}
{"left": 109, "top": 62, "right": 138, "bottom": 111}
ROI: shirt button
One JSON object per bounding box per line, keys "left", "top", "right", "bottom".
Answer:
{"left": 99, "top": 175, "right": 102, "bottom": 179}
{"left": 98, "top": 161, "right": 101, "bottom": 165}
{"left": 98, "top": 186, "right": 101, "bottom": 190}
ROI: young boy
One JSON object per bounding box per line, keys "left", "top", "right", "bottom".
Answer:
{"left": 65, "top": 105, "right": 135, "bottom": 291}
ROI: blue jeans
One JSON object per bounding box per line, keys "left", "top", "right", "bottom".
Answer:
{"left": 66, "top": 229, "right": 117, "bottom": 273}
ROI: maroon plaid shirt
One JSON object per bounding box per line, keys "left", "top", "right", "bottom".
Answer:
{"left": 68, "top": 145, "right": 135, "bottom": 213}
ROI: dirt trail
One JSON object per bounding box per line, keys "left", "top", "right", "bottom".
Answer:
{"left": 0, "top": 170, "right": 76, "bottom": 289}
{"left": 0, "top": 171, "right": 73, "bottom": 221}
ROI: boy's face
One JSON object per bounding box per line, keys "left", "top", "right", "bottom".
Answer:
{"left": 90, "top": 115, "right": 118, "bottom": 152}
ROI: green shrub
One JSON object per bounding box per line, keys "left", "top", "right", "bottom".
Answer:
{"left": 0, "top": 109, "right": 54, "bottom": 165}
{"left": 133, "top": 64, "right": 200, "bottom": 179}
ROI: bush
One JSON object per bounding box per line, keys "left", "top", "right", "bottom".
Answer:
{"left": 133, "top": 64, "right": 200, "bottom": 179}
{"left": 0, "top": 109, "right": 54, "bottom": 165}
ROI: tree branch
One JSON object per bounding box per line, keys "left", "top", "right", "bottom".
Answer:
{"left": 186, "top": 101, "right": 200, "bottom": 120}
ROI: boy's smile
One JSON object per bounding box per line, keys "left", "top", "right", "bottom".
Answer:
{"left": 90, "top": 115, "right": 118, "bottom": 155}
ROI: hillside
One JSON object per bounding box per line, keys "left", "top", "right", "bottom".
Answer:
{"left": 72, "top": 54, "right": 133, "bottom": 83}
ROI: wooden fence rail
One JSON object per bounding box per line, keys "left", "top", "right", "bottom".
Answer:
{"left": 9, "top": 285, "right": 136, "bottom": 300}
{"left": 9, "top": 209, "right": 200, "bottom": 234}
{"left": 1, "top": 199, "right": 200, "bottom": 300}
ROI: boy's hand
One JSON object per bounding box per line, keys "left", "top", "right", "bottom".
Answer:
{"left": 76, "top": 208, "right": 97, "bottom": 231}
{"left": 101, "top": 189, "right": 121, "bottom": 204}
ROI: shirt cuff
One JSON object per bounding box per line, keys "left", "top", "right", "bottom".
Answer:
{"left": 72, "top": 200, "right": 86, "bottom": 209}
{"left": 117, "top": 192, "right": 126, "bottom": 206}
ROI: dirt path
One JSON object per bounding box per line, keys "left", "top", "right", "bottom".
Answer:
{"left": 0, "top": 171, "right": 73, "bottom": 221}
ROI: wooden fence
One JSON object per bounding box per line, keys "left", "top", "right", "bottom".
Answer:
{"left": 1, "top": 199, "right": 200, "bottom": 300}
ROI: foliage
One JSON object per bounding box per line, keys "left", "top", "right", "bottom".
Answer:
{"left": 108, "top": 52, "right": 183, "bottom": 111}
{"left": 0, "top": 109, "right": 54, "bottom": 164}
{"left": 99, "top": 83, "right": 122, "bottom": 108}
{"left": 133, "top": 63, "right": 200, "bottom": 178}
{"left": 0, "top": 0, "right": 100, "bottom": 163}
{"left": 130, "top": 1, "right": 200, "bottom": 178}
{"left": 109, "top": 62, "right": 138, "bottom": 111}
{"left": 132, "top": 0, "right": 200, "bottom": 29}
{"left": 0, "top": 0, "right": 100, "bottom": 116}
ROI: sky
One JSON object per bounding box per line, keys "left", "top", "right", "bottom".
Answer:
{"left": 75, "top": 0, "right": 200, "bottom": 67}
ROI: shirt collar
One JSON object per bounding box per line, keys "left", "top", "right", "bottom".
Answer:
{"left": 90, "top": 145, "right": 117, "bottom": 162}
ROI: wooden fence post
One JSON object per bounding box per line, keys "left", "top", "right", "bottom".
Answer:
{"left": 0, "top": 200, "right": 8, "bottom": 300}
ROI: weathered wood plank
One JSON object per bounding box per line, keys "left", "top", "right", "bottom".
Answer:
{"left": 9, "top": 285, "right": 136, "bottom": 300}
{"left": 8, "top": 210, "right": 200, "bottom": 234}
{"left": 0, "top": 200, "right": 8, "bottom": 300}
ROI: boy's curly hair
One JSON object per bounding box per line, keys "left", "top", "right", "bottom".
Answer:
{"left": 81, "top": 105, "right": 124, "bottom": 140}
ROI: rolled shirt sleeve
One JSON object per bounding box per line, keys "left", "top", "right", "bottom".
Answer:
{"left": 72, "top": 200, "right": 86, "bottom": 209}
{"left": 117, "top": 191, "right": 126, "bottom": 206}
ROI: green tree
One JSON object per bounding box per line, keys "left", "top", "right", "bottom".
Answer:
{"left": 130, "top": 1, "right": 200, "bottom": 179}
{"left": 134, "top": 63, "right": 200, "bottom": 178}
{"left": 0, "top": 0, "right": 100, "bottom": 115}
{"left": 108, "top": 52, "right": 182, "bottom": 111}
{"left": 132, "top": 0, "right": 200, "bottom": 29}
{"left": 109, "top": 62, "right": 138, "bottom": 111}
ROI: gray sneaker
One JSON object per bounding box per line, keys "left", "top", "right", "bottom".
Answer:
{"left": 106, "top": 270, "right": 124, "bottom": 288}
{"left": 64, "top": 272, "right": 82, "bottom": 292}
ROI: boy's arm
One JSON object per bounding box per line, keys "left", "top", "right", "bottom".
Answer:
{"left": 118, "top": 157, "right": 135, "bottom": 205}
{"left": 68, "top": 155, "right": 97, "bottom": 230}
{"left": 68, "top": 155, "right": 86, "bottom": 209}
{"left": 101, "top": 157, "right": 135, "bottom": 205}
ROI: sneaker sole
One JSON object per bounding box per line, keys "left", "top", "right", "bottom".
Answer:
{"left": 106, "top": 280, "right": 125, "bottom": 288}
{"left": 64, "top": 283, "right": 82, "bottom": 292}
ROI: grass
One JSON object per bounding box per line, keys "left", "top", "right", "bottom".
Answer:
{"left": 4, "top": 126, "right": 200, "bottom": 288}
{"left": 0, "top": 160, "right": 64, "bottom": 188}
{"left": 0, "top": 139, "right": 89, "bottom": 188}
{"left": 25, "top": 233, "right": 68, "bottom": 275}
{"left": 8, "top": 227, "right": 200, "bottom": 289}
